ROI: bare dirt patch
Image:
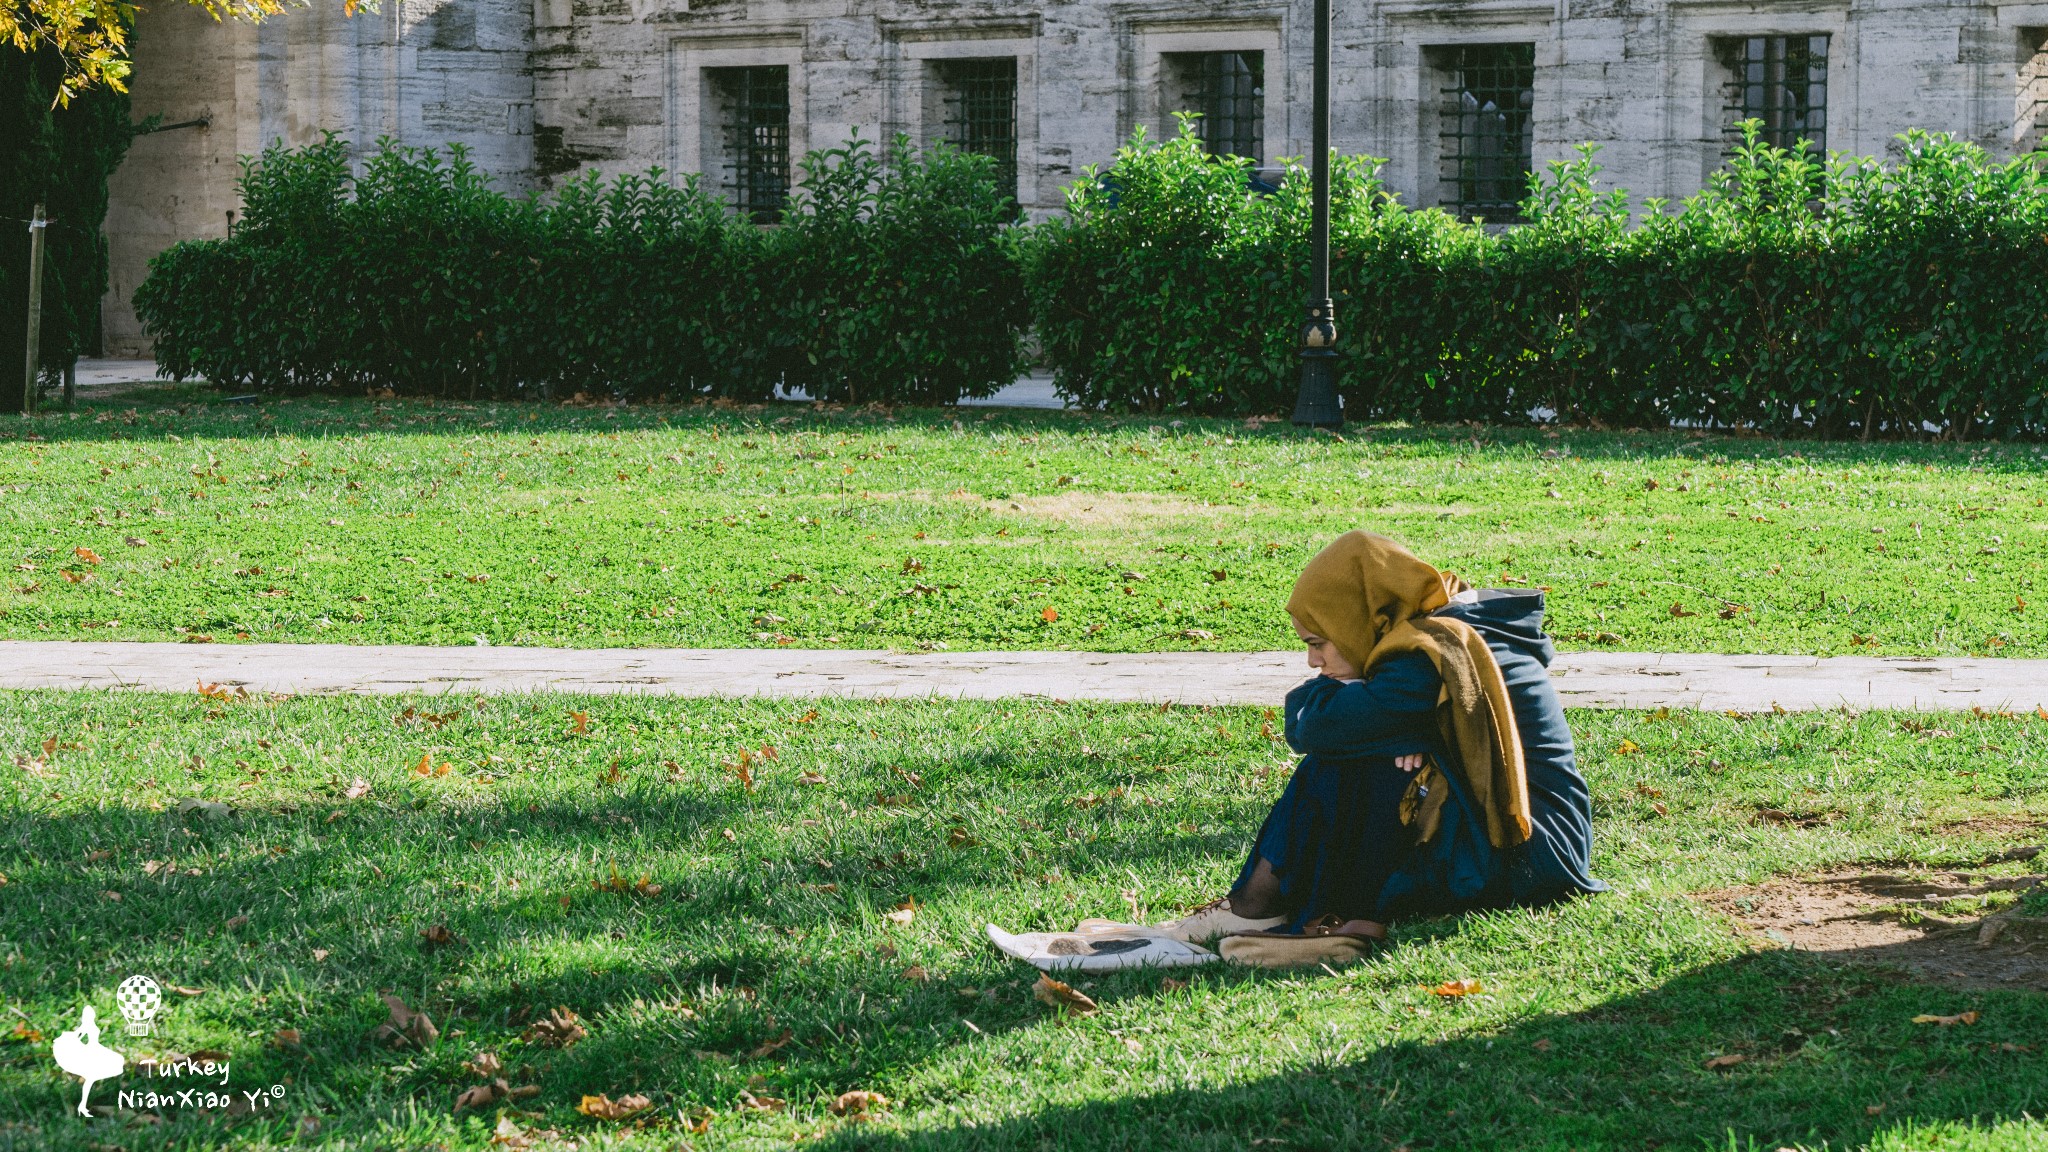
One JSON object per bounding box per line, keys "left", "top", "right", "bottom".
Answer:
{"left": 1927, "top": 815, "right": 2048, "bottom": 839}
{"left": 1704, "top": 862, "right": 2048, "bottom": 991}
{"left": 977, "top": 491, "right": 1265, "bottom": 530}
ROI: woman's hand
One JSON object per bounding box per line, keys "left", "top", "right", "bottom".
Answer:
{"left": 1395, "top": 753, "right": 1425, "bottom": 772}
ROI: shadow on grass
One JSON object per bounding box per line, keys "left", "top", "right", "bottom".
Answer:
{"left": 813, "top": 948, "right": 2048, "bottom": 1151}
{"left": 0, "top": 783, "right": 1253, "bottom": 1121}
{"left": 7, "top": 772, "right": 2045, "bottom": 1150}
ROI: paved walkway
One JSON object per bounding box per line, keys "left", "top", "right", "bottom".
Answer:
{"left": 0, "top": 641, "right": 2038, "bottom": 712}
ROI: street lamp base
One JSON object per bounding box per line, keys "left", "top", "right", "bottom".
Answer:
{"left": 1292, "top": 349, "right": 1343, "bottom": 429}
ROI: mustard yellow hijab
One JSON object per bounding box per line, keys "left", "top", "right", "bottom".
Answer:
{"left": 1286, "top": 531, "right": 1533, "bottom": 848}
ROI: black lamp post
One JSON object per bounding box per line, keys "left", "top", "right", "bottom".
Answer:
{"left": 1290, "top": 0, "right": 1343, "bottom": 429}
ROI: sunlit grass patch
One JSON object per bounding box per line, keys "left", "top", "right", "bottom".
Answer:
{"left": 0, "top": 390, "right": 2039, "bottom": 655}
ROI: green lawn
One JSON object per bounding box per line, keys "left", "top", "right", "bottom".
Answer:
{"left": 2, "top": 690, "right": 2044, "bottom": 1149}
{"left": 0, "top": 388, "right": 2040, "bottom": 656}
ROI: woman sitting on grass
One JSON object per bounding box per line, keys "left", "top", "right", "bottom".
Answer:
{"left": 1158, "top": 531, "right": 1606, "bottom": 968}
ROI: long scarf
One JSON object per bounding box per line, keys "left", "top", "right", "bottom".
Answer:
{"left": 1284, "top": 531, "right": 1532, "bottom": 848}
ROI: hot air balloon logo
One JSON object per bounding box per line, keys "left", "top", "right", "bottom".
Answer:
{"left": 51, "top": 1005, "right": 126, "bottom": 1117}
{"left": 115, "top": 975, "right": 161, "bottom": 1037}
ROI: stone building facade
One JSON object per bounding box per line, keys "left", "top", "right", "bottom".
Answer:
{"left": 103, "top": 0, "right": 2048, "bottom": 352}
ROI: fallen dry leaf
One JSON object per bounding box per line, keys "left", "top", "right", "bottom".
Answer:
{"left": 342, "top": 777, "right": 371, "bottom": 800}
{"left": 1032, "top": 974, "right": 1099, "bottom": 1016}
{"left": 830, "top": 1089, "right": 889, "bottom": 1117}
{"left": 1912, "top": 1011, "right": 1980, "bottom": 1027}
{"left": 418, "top": 924, "right": 461, "bottom": 949}
{"left": 1669, "top": 602, "right": 1696, "bottom": 618}
{"left": 169, "top": 984, "right": 204, "bottom": 997}
{"left": 523, "top": 1006, "right": 586, "bottom": 1048}
{"left": 1532, "top": 1037, "right": 1553, "bottom": 1052}
{"left": 745, "top": 1028, "right": 793, "bottom": 1060}
{"left": 724, "top": 748, "right": 758, "bottom": 790}
{"left": 736, "top": 1089, "right": 787, "bottom": 1112}
{"left": 1427, "top": 979, "right": 1485, "bottom": 998}
{"left": 1040, "top": 606, "right": 1058, "bottom": 623}
{"left": 311, "top": 948, "right": 330, "bottom": 962}
{"left": 465, "top": 1051, "right": 504, "bottom": 1078}
{"left": 74, "top": 547, "right": 101, "bottom": 565}
{"left": 411, "top": 753, "right": 452, "bottom": 778}
{"left": 567, "top": 711, "right": 590, "bottom": 736}
{"left": 796, "top": 770, "right": 828, "bottom": 786}
{"left": 576, "top": 1093, "right": 651, "bottom": 1121}
{"left": 1703, "top": 1053, "right": 1746, "bottom": 1070}
{"left": 901, "top": 965, "right": 931, "bottom": 983}
{"left": 1159, "top": 977, "right": 1188, "bottom": 993}
{"left": 946, "top": 827, "right": 980, "bottom": 849}
{"left": 370, "top": 993, "right": 439, "bottom": 1049}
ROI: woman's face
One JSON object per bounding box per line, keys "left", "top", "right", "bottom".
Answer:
{"left": 1293, "top": 619, "right": 1361, "bottom": 680}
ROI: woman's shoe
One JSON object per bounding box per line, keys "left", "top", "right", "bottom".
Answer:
{"left": 1153, "top": 897, "right": 1285, "bottom": 944}
{"left": 1217, "top": 917, "right": 1387, "bottom": 969}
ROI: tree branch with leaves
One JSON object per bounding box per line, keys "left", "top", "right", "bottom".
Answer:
{"left": 2, "top": 0, "right": 370, "bottom": 106}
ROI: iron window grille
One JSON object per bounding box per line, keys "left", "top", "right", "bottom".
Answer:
{"left": 1437, "top": 43, "right": 1536, "bottom": 220}
{"left": 1167, "top": 51, "right": 1264, "bottom": 163}
{"left": 1719, "top": 35, "right": 1829, "bottom": 154}
{"left": 939, "top": 58, "right": 1020, "bottom": 205}
{"left": 711, "top": 65, "right": 791, "bottom": 224}
{"left": 2021, "top": 29, "right": 2048, "bottom": 157}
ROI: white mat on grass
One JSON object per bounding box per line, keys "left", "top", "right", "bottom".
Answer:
{"left": 985, "top": 919, "right": 1219, "bottom": 972}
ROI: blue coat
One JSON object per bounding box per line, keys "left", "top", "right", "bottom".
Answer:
{"left": 1242, "top": 590, "right": 1606, "bottom": 924}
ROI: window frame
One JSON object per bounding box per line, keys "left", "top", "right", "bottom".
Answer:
{"left": 1429, "top": 42, "right": 1537, "bottom": 222}
{"left": 2019, "top": 27, "right": 2048, "bottom": 158}
{"left": 705, "top": 65, "right": 792, "bottom": 224}
{"left": 935, "top": 56, "right": 1022, "bottom": 205}
{"left": 1716, "top": 34, "right": 1831, "bottom": 156}
{"left": 1161, "top": 50, "right": 1267, "bottom": 164}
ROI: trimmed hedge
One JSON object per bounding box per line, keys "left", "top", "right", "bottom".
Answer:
{"left": 137, "top": 121, "right": 2048, "bottom": 435}
{"left": 136, "top": 132, "right": 1026, "bottom": 403}
{"left": 1024, "top": 121, "right": 2048, "bottom": 437}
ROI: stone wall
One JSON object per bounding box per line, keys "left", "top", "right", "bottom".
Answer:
{"left": 103, "top": 0, "right": 534, "bottom": 355}
{"left": 534, "top": 0, "right": 2048, "bottom": 216}
{"left": 104, "top": 0, "right": 2048, "bottom": 354}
